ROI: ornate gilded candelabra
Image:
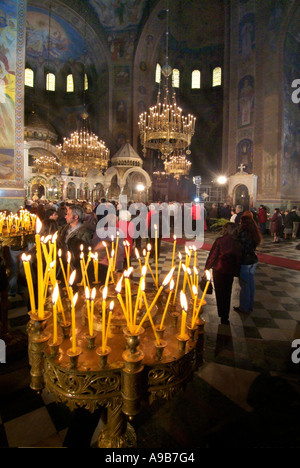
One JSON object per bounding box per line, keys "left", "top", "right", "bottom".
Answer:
{"left": 26, "top": 229, "right": 208, "bottom": 448}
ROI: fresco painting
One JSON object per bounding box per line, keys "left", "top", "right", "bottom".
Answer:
{"left": 0, "top": 1, "right": 17, "bottom": 181}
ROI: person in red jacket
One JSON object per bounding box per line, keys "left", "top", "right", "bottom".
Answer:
{"left": 258, "top": 205, "right": 267, "bottom": 234}
{"left": 205, "top": 222, "right": 242, "bottom": 325}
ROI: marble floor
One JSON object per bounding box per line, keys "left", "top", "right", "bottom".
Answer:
{"left": 1, "top": 232, "right": 300, "bottom": 449}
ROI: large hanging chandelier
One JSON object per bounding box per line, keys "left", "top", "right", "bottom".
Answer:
{"left": 138, "top": 1, "right": 196, "bottom": 161}
{"left": 57, "top": 111, "right": 110, "bottom": 176}
{"left": 163, "top": 150, "right": 191, "bottom": 179}
{"left": 33, "top": 151, "right": 61, "bottom": 178}
{"left": 56, "top": 15, "right": 110, "bottom": 177}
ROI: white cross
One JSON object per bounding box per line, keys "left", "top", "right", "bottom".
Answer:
{"left": 238, "top": 163, "right": 246, "bottom": 172}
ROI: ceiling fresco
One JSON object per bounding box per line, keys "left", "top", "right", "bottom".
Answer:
{"left": 88, "top": 0, "right": 148, "bottom": 32}
{"left": 26, "top": 6, "right": 86, "bottom": 64}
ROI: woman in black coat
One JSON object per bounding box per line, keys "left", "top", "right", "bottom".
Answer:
{"left": 205, "top": 222, "right": 242, "bottom": 325}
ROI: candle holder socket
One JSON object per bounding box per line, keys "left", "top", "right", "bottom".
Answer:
{"left": 85, "top": 332, "right": 97, "bottom": 349}
{"left": 48, "top": 338, "right": 62, "bottom": 358}
{"left": 176, "top": 334, "right": 189, "bottom": 354}
{"left": 60, "top": 320, "right": 71, "bottom": 339}
{"left": 66, "top": 347, "right": 82, "bottom": 369}
{"left": 155, "top": 339, "right": 167, "bottom": 361}
{"left": 96, "top": 346, "right": 111, "bottom": 369}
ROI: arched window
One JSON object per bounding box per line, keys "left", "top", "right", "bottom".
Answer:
{"left": 172, "top": 68, "right": 180, "bottom": 88}
{"left": 155, "top": 63, "right": 161, "bottom": 84}
{"left": 191, "top": 70, "right": 201, "bottom": 89}
{"left": 66, "top": 74, "right": 74, "bottom": 92}
{"left": 25, "top": 68, "right": 34, "bottom": 87}
{"left": 84, "top": 73, "right": 88, "bottom": 91}
{"left": 212, "top": 67, "right": 222, "bottom": 87}
{"left": 46, "top": 72, "right": 55, "bottom": 91}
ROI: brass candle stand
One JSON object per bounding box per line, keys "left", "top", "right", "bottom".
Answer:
{"left": 27, "top": 281, "right": 206, "bottom": 448}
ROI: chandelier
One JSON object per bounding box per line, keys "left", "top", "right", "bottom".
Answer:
{"left": 163, "top": 150, "right": 191, "bottom": 179}
{"left": 138, "top": 2, "right": 196, "bottom": 161}
{"left": 33, "top": 152, "right": 61, "bottom": 177}
{"left": 56, "top": 15, "right": 110, "bottom": 177}
{"left": 57, "top": 111, "right": 110, "bottom": 176}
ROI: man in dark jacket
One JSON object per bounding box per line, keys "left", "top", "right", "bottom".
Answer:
{"left": 58, "top": 204, "right": 93, "bottom": 285}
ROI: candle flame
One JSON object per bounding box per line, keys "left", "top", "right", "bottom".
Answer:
{"left": 67, "top": 251, "right": 71, "bottom": 263}
{"left": 51, "top": 231, "right": 58, "bottom": 243}
{"left": 192, "top": 284, "right": 198, "bottom": 295}
{"left": 102, "top": 286, "right": 108, "bottom": 300}
{"left": 52, "top": 283, "right": 59, "bottom": 304}
{"left": 58, "top": 249, "right": 62, "bottom": 257}
{"left": 141, "top": 265, "right": 147, "bottom": 276}
{"left": 91, "top": 287, "right": 96, "bottom": 300}
{"left": 205, "top": 270, "right": 211, "bottom": 281}
{"left": 170, "top": 278, "right": 175, "bottom": 290}
{"left": 162, "top": 266, "right": 175, "bottom": 286}
{"left": 111, "top": 249, "right": 114, "bottom": 258}
{"left": 80, "top": 244, "right": 83, "bottom": 251}
{"left": 194, "top": 266, "right": 198, "bottom": 275}
{"left": 36, "top": 218, "right": 42, "bottom": 234}
{"left": 73, "top": 292, "right": 78, "bottom": 306}
{"left": 85, "top": 287, "right": 90, "bottom": 299}
{"left": 102, "top": 241, "right": 107, "bottom": 247}
{"left": 180, "top": 291, "right": 188, "bottom": 311}
{"left": 109, "top": 300, "right": 114, "bottom": 310}
{"left": 178, "top": 252, "right": 182, "bottom": 260}
{"left": 115, "top": 277, "right": 123, "bottom": 293}
{"left": 135, "top": 248, "right": 140, "bottom": 258}
{"left": 69, "top": 270, "right": 76, "bottom": 286}
{"left": 174, "top": 234, "right": 176, "bottom": 240}
{"left": 147, "top": 243, "right": 151, "bottom": 251}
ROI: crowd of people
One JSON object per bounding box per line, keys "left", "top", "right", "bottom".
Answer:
{"left": 205, "top": 202, "right": 300, "bottom": 243}
{"left": 0, "top": 196, "right": 299, "bottom": 334}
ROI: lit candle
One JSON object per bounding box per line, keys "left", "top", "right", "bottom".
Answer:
{"left": 192, "top": 270, "right": 211, "bottom": 327}
{"left": 93, "top": 252, "right": 99, "bottom": 283}
{"left": 103, "top": 301, "right": 114, "bottom": 352}
{"left": 171, "top": 235, "right": 177, "bottom": 268}
{"left": 52, "top": 283, "right": 59, "bottom": 344}
{"left": 133, "top": 266, "right": 147, "bottom": 328}
{"left": 154, "top": 224, "right": 158, "bottom": 287}
{"left": 102, "top": 286, "right": 107, "bottom": 351}
{"left": 71, "top": 292, "right": 78, "bottom": 354}
{"left": 85, "top": 286, "right": 90, "bottom": 335}
{"left": 21, "top": 254, "right": 36, "bottom": 314}
{"left": 192, "top": 284, "right": 198, "bottom": 324}
{"left": 90, "top": 287, "right": 96, "bottom": 336}
{"left": 136, "top": 267, "right": 175, "bottom": 332}
{"left": 113, "top": 231, "right": 119, "bottom": 271}
{"left": 180, "top": 291, "right": 188, "bottom": 339}
{"left": 173, "top": 252, "right": 182, "bottom": 305}
{"left": 115, "top": 276, "right": 128, "bottom": 324}
{"left": 66, "top": 251, "right": 71, "bottom": 284}
{"left": 160, "top": 278, "right": 174, "bottom": 330}
{"left": 35, "top": 218, "right": 44, "bottom": 318}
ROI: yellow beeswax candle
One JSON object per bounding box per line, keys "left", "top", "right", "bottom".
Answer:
{"left": 102, "top": 286, "right": 107, "bottom": 351}
{"left": 52, "top": 283, "right": 59, "bottom": 344}
{"left": 171, "top": 235, "right": 177, "bottom": 268}
{"left": 136, "top": 267, "right": 175, "bottom": 332}
{"left": 173, "top": 252, "right": 182, "bottom": 305}
{"left": 35, "top": 218, "right": 44, "bottom": 318}
{"left": 90, "top": 287, "right": 96, "bottom": 336}
{"left": 71, "top": 292, "right": 78, "bottom": 354}
{"left": 192, "top": 270, "right": 211, "bottom": 327}
{"left": 22, "top": 254, "right": 36, "bottom": 314}
{"left": 160, "top": 278, "right": 174, "bottom": 330}
{"left": 180, "top": 291, "right": 188, "bottom": 338}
